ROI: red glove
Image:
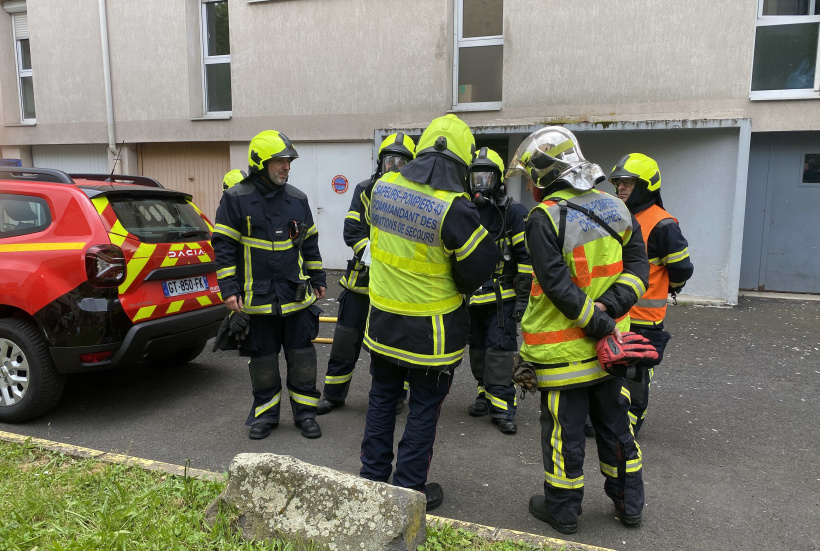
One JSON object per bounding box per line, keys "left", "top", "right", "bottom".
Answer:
{"left": 596, "top": 332, "right": 659, "bottom": 375}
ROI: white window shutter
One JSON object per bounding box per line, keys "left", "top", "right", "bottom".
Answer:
{"left": 12, "top": 12, "right": 28, "bottom": 39}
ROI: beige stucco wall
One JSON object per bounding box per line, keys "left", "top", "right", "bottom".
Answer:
{"left": 1, "top": 0, "right": 818, "bottom": 149}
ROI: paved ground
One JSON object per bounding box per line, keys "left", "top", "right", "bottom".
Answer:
{"left": 2, "top": 273, "right": 819, "bottom": 551}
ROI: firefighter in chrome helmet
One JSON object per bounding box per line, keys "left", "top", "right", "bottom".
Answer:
{"left": 359, "top": 115, "right": 499, "bottom": 512}
{"left": 212, "top": 130, "right": 326, "bottom": 441}
{"left": 507, "top": 127, "right": 649, "bottom": 533}
{"left": 508, "top": 126, "right": 606, "bottom": 201}
{"left": 317, "top": 132, "right": 416, "bottom": 417}
{"left": 464, "top": 147, "right": 532, "bottom": 435}
{"left": 222, "top": 169, "right": 247, "bottom": 191}
{"left": 609, "top": 153, "right": 693, "bottom": 436}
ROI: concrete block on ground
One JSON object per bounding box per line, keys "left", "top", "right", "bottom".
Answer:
{"left": 205, "top": 453, "right": 426, "bottom": 551}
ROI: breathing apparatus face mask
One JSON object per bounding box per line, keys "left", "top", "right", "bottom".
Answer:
{"left": 468, "top": 170, "right": 498, "bottom": 207}
{"left": 381, "top": 154, "right": 408, "bottom": 174}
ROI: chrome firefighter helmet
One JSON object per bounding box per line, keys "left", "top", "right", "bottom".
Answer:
{"left": 506, "top": 126, "right": 605, "bottom": 191}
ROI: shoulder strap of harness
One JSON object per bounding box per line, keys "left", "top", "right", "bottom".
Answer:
{"left": 548, "top": 196, "right": 624, "bottom": 252}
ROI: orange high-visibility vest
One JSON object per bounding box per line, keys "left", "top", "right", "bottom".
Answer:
{"left": 630, "top": 204, "right": 676, "bottom": 325}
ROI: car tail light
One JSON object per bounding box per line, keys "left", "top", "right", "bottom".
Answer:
{"left": 79, "top": 350, "right": 115, "bottom": 363}
{"left": 85, "top": 244, "right": 126, "bottom": 288}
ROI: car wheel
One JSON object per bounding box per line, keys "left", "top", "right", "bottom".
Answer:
{"left": 0, "top": 317, "right": 66, "bottom": 423}
{"left": 146, "top": 342, "right": 207, "bottom": 368}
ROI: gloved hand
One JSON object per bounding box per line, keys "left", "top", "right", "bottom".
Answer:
{"left": 596, "top": 332, "right": 658, "bottom": 376}
{"left": 512, "top": 273, "right": 532, "bottom": 321}
{"left": 513, "top": 353, "right": 538, "bottom": 396}
{"left": 229, "top": 310, "right": 251, "bottom": 340}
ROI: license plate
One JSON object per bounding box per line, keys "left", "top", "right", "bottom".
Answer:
{"left": 162, "top": 275, "right": 209, "bottom": 298}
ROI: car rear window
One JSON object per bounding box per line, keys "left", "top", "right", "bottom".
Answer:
{"left": 108, "top": 196, "right": 210, "bottom": 243}
{"left": 0, "top": 194, "right": 51, "bottom": 238}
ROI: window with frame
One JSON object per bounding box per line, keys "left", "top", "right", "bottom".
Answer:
{"left": 453, "top": 0, "right": 503, "bottom": 111}
{"left": 751, "top": 0, "right": 820, "bottom": 100}
{"left": 12, "top": 11, "right": 35, "bottom": 121}
{"left": 201, "top": 0, "right": 231, "bottom": 113}
{"left": 801, "top": 152, "right": 820, "bottom": 183}
{"left": 0, "top": 194, "right": 50, "bottom": 238}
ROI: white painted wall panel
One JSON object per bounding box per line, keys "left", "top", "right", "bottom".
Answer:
{"left": 32, "top": 144, "right": 109, "bottom": 173}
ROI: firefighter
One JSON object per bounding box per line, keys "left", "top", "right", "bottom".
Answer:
{"left": 609, "top": 153, "right": 694, "bottom": 436}
{"left": 508, "top": 127, "right": 649, "bottom": 533}
{"left": 317, "top": 133, "right": 416, "bottom": 415}
{"left": 359, "top": 114, "right": 499, "bottom": 511}
{"left": 465, "top": 147, "right": 532, "bottom": 435}
{"left": 222, "top": 169, "right": 247, "bottom": 191}
{"left": 212, "top": 130, "right": 326, "bottom": 441}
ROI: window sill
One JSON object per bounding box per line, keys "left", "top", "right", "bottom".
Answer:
{"left": 4, "top": 121, "right": 36, "bottom": 127}
{"left": 191, "top": 112, "right": 232, "bottom": 121}
{"left": 749, "top": 89, "right": 820, "bottom": 101}
{"left": 448, "top": 102, "right": 502, "bottom": 113}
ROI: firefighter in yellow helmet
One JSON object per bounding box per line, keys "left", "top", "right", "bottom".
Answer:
{"left": 609, "top": 153, "right": 693, "bottom": 436}
{"left": 464, "top": 147, "right": 532, "bottom": 435}
{"left": 212, "top": 130, "right": 326, "bottom": 441}
{"left": 222, "top": 169, "right": 247, "bottom": 190}
{"left": 317, "top": 132, "right": 416, "bottom": 415}
{"left": 359, "top": 115, "right": 499, "bottom": 511}
{"left": 507, "top": 127, "right": 649, "bottom": 533}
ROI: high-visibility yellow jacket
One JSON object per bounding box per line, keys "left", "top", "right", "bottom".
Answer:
{"left": 363, "top": 170, "right": 498, "bottom": 370}
{"left": 520, "top": 187, "right": 648, "bottom": 390}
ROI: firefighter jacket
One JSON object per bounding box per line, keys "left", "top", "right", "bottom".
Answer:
{"left": 468, "top": 197, "right": 532, "bottom": 306}
{"left": 339, "top": 179, "right": 371, "bottom": 294}
{"left": 212, "top": 175, "right": 326, "bottom": 316}
{"left": 629, "top": 201, "right": 693, "bottom": 325}
{"left": 363, "top": 170, "right": 499, "bottom": 371}
{"left": 520, "top": 187, "right": 649, "bottom": 390}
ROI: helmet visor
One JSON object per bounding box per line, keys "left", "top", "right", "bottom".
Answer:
{"left": 381, "top": 154, "right": 408, "bottom": 173}
{"left": 468, "top": 170, "right": 498, "bottom": 195}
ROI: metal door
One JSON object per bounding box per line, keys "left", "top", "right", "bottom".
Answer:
{"left": 288, "top": 143, "right": 374, "bottom": 270}
{"left": 741, "top": 132, "right": 820, "bottom": 293}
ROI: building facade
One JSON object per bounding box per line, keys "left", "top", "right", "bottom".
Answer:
{"left": 1, "top": 0, "right": 818, "bottom": 301}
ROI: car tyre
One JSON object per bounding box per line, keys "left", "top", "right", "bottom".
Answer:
{"left": 0, "top": 317, "right": 66, "bottom": 423}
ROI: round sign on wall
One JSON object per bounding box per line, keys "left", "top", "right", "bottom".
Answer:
{"left": 332, "top": 175, "right": 349, "bottom": 194}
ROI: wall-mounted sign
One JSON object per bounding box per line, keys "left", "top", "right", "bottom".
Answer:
{"left": 332, "top": 175, "right": 349, "bottom": 194}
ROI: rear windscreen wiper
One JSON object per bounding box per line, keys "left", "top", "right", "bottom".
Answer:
{"left": 178, "top": 229, "right": 211, "bottom": 239}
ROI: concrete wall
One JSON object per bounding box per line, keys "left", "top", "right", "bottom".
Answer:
{"left": 4, "top": 0, "right": 820, "bottom": 149}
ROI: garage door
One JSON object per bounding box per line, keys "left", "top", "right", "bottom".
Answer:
{"left": 138, "top": 142, "right": 229, "bottom": 224}
{"left": 32, "top": 144, "right": 109, "bottom": 174}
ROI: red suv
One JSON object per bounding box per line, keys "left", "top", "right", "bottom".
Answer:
{"left": 0, "top": 168, "right": 224, "bottom": 422}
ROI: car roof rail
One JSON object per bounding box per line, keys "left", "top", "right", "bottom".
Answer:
{"left": 69, "top": 173, "right": 165, "bottom": 188}
{"left": 0, "top": 167, "right": 75, "bottom": 184}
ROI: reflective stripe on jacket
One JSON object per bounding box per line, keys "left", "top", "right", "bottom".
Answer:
{"left": 630, "top": 205, "right": 675, "bottom": 325}
{"left": 521, "top": 188, "right": 634, "bottom": 389}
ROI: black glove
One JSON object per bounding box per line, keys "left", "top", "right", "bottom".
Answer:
{"left": 512, "top": 273, "right": 532, "bottom": 321}
{"left": 513, "top": 353, "right": 538, "bottom": 395}
{"left": 213, "top": 315, "right": 237, "bottom": 352}
{"left": 229, "top": 310, "right": 251, "bottom": 340}
{"left": 669, "top": 282, "right": 685, "bottom": 296}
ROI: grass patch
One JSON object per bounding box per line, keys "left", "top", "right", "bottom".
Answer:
{"left": 0, "top": 440, "right": 555, "bottom": 550}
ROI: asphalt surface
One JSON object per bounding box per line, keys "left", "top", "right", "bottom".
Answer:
{"left": 3, "top": 273, "right": 819, "bottom": 551}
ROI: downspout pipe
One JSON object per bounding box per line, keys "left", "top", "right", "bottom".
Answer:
{"left": 98, "top": 0, "right": 118, "bottom": 160}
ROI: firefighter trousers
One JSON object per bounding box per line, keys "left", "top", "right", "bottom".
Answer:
{"left": 539, "top": 377, "right": 644, "bottom": 525}
{"left": 360, "top": 352, "right": 452, "bottom": 491}
{"left": 322, "top": 289, "right": 407, "bottom": 403}
{"left": 240, "top": 307, "right": 321, "bottom": 426}
{"left": 625, "top": 323, "right": 671, "bottom": 434}
{"left": 468, "top": 300, "right": 518, "bottom": 420}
